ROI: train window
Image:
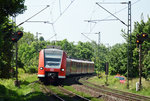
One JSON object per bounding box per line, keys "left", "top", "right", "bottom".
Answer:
{"left": 44, "top": 53, "right": 62, "bottom": 68}
{"left": 75, "top": 62, "right": 77, "bottom": 68}
{"left": 90, "top": 64, "right": 92, "bottom": 72}
{"left": 45, "top": 58, "right": 61, "bottom": 68}
{"left": 78, "top": 63, "right": 79, "bottom": 68}
{"left": 66, "top": 61, "right": 70, "bottom": 68}
{"left": 45, "top": 58, "right": 61, "bottom": 62}
{"left": 44, "top": 50, "right": 63, "bottom": 69}
{"left": 45, "top": 53, "right": 62, "bottom": 58}
{"left": 84, "top": 63, "right": 86, "bottom": 72}
{"left": 72, "top": 62, "right": 76, "bottom": 72}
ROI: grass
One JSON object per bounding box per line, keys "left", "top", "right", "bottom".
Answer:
{"left": 0, "top": 68, "right": 48, "bottom": 101}
{"left": 45, "top": 83, "right": 103, "bottom": 101}
{"left": 0, "top": 69, "right": 102, "bottom": 101}
{"left": 88, "top": 72, "right": 150, "bottom": 97}
{"left": 3, "top": 69, "right": 149, "bottom": 101}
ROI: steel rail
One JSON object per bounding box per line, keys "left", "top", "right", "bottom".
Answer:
{"left": 58, "top": 86, "right": 91, "bottom": 101}
{"left": 42, "top": 85, "right": 65, "bottom": 101}
{"left": 79, "top": 77, "right": 150, "bottom": 101}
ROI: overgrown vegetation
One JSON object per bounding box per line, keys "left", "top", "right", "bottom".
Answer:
{"left": 0, "top": 69, "right": 47, "bottom": 101}
{"left": 88, "top": 72, "right": 150, "bottom": 96}
{"left": 13, "top": 17, "right": 150, "bottom": 80}
{"left": 1, "top": 1, "right": 150, "bottom": 100}
{"left": 0, "top": 69, "right": 102, "bottom": 101}
{"left": 1, "top": 0, "right": 150, "bottom": 80}
{"left": 0, "top": 0, "right": 26, "bottom": 78}
{"left": 1, "top": 18, "right": 150, "bottom": 80}
{"left": 0, "top": 71, "right": 149, "bottom": 101}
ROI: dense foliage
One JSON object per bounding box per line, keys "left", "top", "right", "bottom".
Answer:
{"left": 0, "top": 0, "right": 150, "bottom": 80}
{"left": 0, "top": 19, "right": 14, "bottom": 78}
{"left": 0, "top": 0, "right": 25, "bottom": 78}
{"left": 2, "top": 18, "right": 150, "bottom": 79}
{"left": 132, "top": 18, "right": 150, "bottom": 79}
{"left": 108, "top": 43, "right": 127, "bottom": 75}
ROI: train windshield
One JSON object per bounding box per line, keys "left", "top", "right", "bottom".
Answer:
{"left": 44, "top": 50, "right": 63, "bottom": 68}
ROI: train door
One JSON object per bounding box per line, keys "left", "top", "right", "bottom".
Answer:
{"left": 66, "top": 59, "right": 71, "bottom": 76}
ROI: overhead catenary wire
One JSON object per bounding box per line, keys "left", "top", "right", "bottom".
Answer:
{"left": 59, "top": 0, "right": 62, "bottom": 15}
{"left": 22, "top": 0, "right": 75, "bottom": 41}
{"left": 96, "top": 2, "right": 128, "bottom": 4}
{"left": 52, "top": 23, "right": 57, "bottom": 41}
{"left": 45, "top": 23, "right": 57, "bottom": 41}
{"left": 100, "top": 0, "right": 141, "bottom": 20}
{"left": 85, "top": 19, "right": 118, "bottom": 23}
{"left": 53, "top": 0, "right": 76, "bottom": 24}
{"left": 47, "top": 34, "right": 57, "bottom": 41}
{"left": 81, "top": 33, "right": 93, "bottom": 42}
{"left": 46, "top": 0, "right": 76, "bottom": 41}
{"left": 87, "top": 0, "right": 140, "bottom": 32}
{"left": 17, "top": 5, "right": 50, "bottom": 27}
{"left": 89, "top": 4, "right": 97, "bottom": 33}
{"left": 26, "top": 21, "right": 52, "bottom": 24}
{"left": 96, "top": 2, "right": 127, "bottom": 26}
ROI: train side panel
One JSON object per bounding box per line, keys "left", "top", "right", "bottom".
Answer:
{"left": 66, "top": 59, "right": 71, "bottom": 76}
{"left": 58, "top": 52, "right": 67, "bottom": 78}
{"left": 38, "top": 48, "right": 95, "bottom": 83}
{"left": 38, "top": 49, "right": 66, "bottom": 82}
{"left": 66, "top": 59, "right": 94, "bottom": 75}
{"left": 38, "top": 50, "right": 45, "bottom": 77}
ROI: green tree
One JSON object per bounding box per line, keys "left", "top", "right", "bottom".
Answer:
{"left": 17, "top": 32, "right": 47, "bottom": 73}
{"left": 121, "top": 17, "right": 150, "bottom": 78}
{"left": 57, "top": 39, "right": 76, "bottom": 58}
{"left": 75, "top": 41, "right": 93, "bottom": 60}
{"left": 143, "top": 51, "right": 150, "bottom": 80}
{"left": 39, "top": 36, "right": 45, "bottom": 41}
{"left": 134, "top": 17, "right": 150, "bottom": 79}
{"left": 0, "top": 0, "right": 26, "bottom": 78}
{"left": 18, "top": 42, "right": 38, "bottom": 73}
{"left": 0, "top": 19, "right": 13, "bottom": 78}
{"left": 18, "top": 31, "right": 35, "bottom": 45}
{"left": 109, "top": 43, "right": 127, "bottom": 75}
{"left": 0, "top": 0, "right": 26, "bottom": 23}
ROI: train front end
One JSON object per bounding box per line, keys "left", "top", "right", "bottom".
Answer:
{"left": 38, "top": 48, "right": 66, "bottom": 83}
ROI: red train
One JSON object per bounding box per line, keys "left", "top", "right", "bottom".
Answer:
{"left": 38, "top": 48, "right": 94, "bottom": 83}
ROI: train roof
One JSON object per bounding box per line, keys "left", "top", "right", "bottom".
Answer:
{"left": 67, "top": 58, "right": 94, "bottom": 64}
{"left": 43, "top": 48, "right": 63, "bottom": 53}
{"left": 42, "top": 48, "right": 94, "bottom": 64}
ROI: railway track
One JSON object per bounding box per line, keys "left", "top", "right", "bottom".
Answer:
{"left": 79, "top": 77, "right": 150, "bottom": 101}
{"left": 37, "top": 74, "right": 150, "bottom": 101}
{"left": 41, "top": 84, "right": 65, "bottom": 101}
{"left": 58, "top": 86, "right": 90, "bottom": 101}
{"left": 40, "top": 79, "right": 91, "bottom": 101}
{"left": 86, "top": 81, "right": 150, "bottom": 101}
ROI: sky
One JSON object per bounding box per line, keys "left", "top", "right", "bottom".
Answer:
{"left": 16, "top": 0, "right": 150, "bottom": 46}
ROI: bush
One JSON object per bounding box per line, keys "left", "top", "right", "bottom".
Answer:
{"left": 26, "top": 66, "right": 37, "bottom": 73}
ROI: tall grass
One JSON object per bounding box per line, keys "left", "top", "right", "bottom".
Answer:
{"left": 88, "top": 72, "right": 150, "bottom": 96}
{"left": 0, "top": 68, "right": 48, "bottom": 101}
{"left": 0, "top": 68, "right": 103, "bottom": 101}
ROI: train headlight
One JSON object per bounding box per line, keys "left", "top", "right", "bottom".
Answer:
{"left": 40, "top": 67, "right": 44, "bottom": 70}
{"left": 61, "top": 69, "right": 64, "bottom": 71}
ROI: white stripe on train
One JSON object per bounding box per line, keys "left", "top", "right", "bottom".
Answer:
{"left": 38, "top": 75, "right": 45, "bottom": 77}
{"left": 58, "top": 76, "right": 66, "bottom": 78}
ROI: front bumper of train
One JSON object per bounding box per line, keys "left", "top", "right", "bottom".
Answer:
{"left": 38, "top": 67, "right": 66, "bottom": 78}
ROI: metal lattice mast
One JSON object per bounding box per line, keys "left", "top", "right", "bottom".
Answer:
{"left": 127, "top": 1, "right": 131, "bottom": 89}
{"left": 95, "top": 1, "right": 132, "bottom": 89}
{"left": 97, "top": 32, "right": 101, "bottom": 56}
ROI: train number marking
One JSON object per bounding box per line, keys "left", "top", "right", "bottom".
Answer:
{"left": 50, "top": 68, "right": 54, "bottom": 71}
